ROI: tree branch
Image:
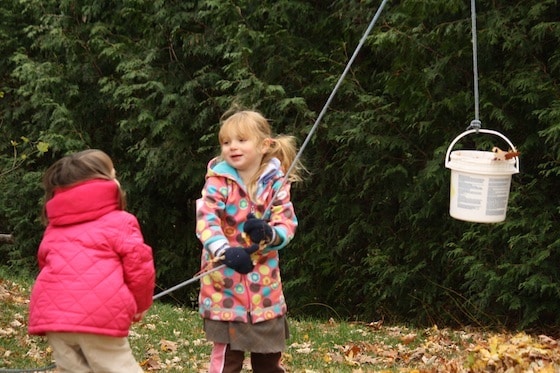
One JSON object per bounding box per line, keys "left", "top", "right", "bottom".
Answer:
{"left": 0, "top": 234, "right": 14, "bottom": 244}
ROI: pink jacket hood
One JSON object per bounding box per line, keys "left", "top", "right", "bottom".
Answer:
{"left": 29, "top": 179, "right": 155, "bottom": 337}
{"left": 46, "top": 179, "right": 120, "bottom": 225}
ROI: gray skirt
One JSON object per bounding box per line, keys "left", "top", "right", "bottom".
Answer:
{"left": 203, "top": 316, "right": 289, "bottom": 353}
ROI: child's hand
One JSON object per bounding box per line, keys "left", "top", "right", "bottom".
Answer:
{"left": 243, "top": 214, "right": 275, "bottom": 244}
{"left": 222, "top": 244, "right": 259, "bottom": 274}
{"left": 132, "top": 310, "right": 148, "bottom": 323}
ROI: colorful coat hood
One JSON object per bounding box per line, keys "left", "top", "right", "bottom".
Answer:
{"left": 196, "top": 158, "right": 297, "bottom": 323}
{"left": 28, "top": 179, "right": 155, "bottom": 338}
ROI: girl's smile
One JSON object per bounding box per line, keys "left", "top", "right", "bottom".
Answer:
{"left": 221, "top": 136, "right": 267, "bottom": 184}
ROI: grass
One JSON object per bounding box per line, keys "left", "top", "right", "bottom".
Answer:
{"left": 2, "top": 267, "right": 560, "bottom": 372}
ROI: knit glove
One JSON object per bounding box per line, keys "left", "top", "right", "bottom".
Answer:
{"left": 221, "top": 244, "right": 260, "bottom": 274}
{"left": 243, "top": 213, "right": 276, "bottom": 244}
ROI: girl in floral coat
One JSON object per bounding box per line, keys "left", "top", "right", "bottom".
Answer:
{"left": 196, "top": 109, "right": 304, "bottom": 373}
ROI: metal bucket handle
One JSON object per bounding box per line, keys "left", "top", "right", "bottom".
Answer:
{"left": 445, "top": 128, "right": 520, "bottom": 172}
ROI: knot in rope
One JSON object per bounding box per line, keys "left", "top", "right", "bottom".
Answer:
{"left": 466, "top": 119, "right": 481, "bottom": 131}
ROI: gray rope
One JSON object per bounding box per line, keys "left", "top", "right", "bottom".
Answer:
{"left": 0, "top": 363, "right": 56, "bottom": 372}
{"left": 155, "top": 0, "right": 390, "bottom": 303}
{"left": 265, "top": 0, "right": 390, "bottom": 214}
{"left": 152, "top": 264, "right": 225, "bottom": 300}
{"left": 467, "top": 0, "right": 481, "bottom": 131}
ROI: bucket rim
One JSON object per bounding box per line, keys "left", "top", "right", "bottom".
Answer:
{"left": 445, "top": 129, "right": 519, "bottom": 173}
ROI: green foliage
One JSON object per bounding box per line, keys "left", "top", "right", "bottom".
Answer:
{"left": 0, "top": 0, "right": 559, "bottom": 331}
{"left": 284, "top": 0, "right": 560, "bottom": 331}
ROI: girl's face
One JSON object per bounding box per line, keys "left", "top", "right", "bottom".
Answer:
{"left": 221, "top": 133, "right": 266, "bottom": 177}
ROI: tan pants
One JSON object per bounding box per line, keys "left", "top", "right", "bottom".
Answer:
{"left": 46, "top": 332, "right": 144, "bottom": 373}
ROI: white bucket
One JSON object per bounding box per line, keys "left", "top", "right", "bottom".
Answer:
{"left": 445, "top": 129, "right": 519, "bottom": 223}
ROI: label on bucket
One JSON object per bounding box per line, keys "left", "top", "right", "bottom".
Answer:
{"left": 449, "top": 171, "right": 512, "bottom": 223}
{"left": 447, "top": 149, "right": 517, "bottom": 223}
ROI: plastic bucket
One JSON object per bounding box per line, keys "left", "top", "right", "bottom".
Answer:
{"left": 445, "top": 129, "right": 519, "bottom": 223}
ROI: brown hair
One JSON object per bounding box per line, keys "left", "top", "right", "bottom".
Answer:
{"left": 42, "top": 149, "right": 126, "bottom": 223}
{"left": 218, "top": 110, "right": 305, "bottom": 198}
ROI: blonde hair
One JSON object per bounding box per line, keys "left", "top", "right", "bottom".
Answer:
{"left": 42, "top": 149, "right": 126, "bottom": 223}
{"left": 218, "top": 110, "right": 305, "bottom": 198}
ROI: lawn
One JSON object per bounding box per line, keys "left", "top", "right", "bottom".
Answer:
{"left": 1, "top": 268, "right": 559, "bottom": 372}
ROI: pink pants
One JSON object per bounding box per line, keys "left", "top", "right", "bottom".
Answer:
{"left": 209, "top": 343, "right": 285, "bottom": 373}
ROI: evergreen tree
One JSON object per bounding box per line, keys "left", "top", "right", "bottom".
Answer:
{"left": 1, "top": 0, "right": 559, "bottom": 329}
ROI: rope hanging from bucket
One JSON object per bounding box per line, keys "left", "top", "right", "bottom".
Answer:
{"left": 466, "top": 0, "right": 481, "bottom": 132}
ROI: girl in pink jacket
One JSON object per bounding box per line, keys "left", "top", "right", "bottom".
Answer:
{"left": 28, "top": 149, "right": 155, "bottom": 373}
{"left": 196, "top": 109, "right": 305, "bottom": 373}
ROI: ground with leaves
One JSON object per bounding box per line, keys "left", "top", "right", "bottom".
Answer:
{"left": 1, "top": 275, "right": 560, "bottom": 372}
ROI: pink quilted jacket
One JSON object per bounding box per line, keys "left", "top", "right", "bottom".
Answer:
{"left": 28, "top": 179, "right": 155, "bottom": 337}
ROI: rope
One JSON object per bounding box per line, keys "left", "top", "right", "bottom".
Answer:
{"left": 0, "top": 363, "right": 56, "bottom": 372}
{"left": 466, "top": 0, "right": 481, "bottom": 131}
{"left": 264, "top": 0, "right": 390, "bottom": 214}
{"left": 156, "top": 0, "right": 391, "bottom": 302}
{"left": 152, "top": 264, "right": 224, "bottom": 300}
{"left": 154, "top": 0, "right": 390, "bottom": 306}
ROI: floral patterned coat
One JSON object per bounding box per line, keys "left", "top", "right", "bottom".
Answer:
{"left": 196, "top": 157, "right": 297, "bottom": 324}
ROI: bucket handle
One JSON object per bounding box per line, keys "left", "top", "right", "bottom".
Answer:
{"left": 445, "top": 129, "right": 520, "bottom": 172}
